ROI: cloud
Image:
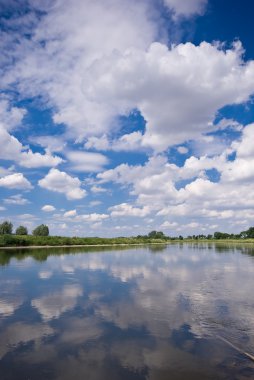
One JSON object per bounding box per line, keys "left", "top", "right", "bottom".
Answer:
{"left": 0, "top": 99, "right": 26, "bottom": 131}
{"left": 109, "top": 203, "right": 150, "bottom": 218}
{"left": 64, "top": 209, "right": 77, "bottom": 218}
{"left": 1, "top": 0, "right": 158, "bottom": 141}
{"left": 89, "top": 201, "right": 102, "bottom": 207}
{"left": 38, "top": 169, "right": 86, "bottom": 200}
{"left": 18, "top": 149, "right": 63, "bottom": 168}
{"left": 90, "top": 185, "right": 107, "bottom": 194}
{"left": 78, "top": 213, "right": 109, "bottom": 222}
{"left": 30, "top": 135, "right": 66, "bottom": 152}
{"left": 163, "top": 0, "right": 208, "bottom": 18}
{"left": 177, "top": 146, "right": 188, "bottom": 154}
{"left": 41, "top": 205, "right": 56, "bottom": 212}
{"left": 4, "top": 194, "right": 30, "bottom": 205}
{"left": 97, "top": 124, "right": 254, "bottom": 234}
{"left": 87, "top": 41, "right": 254, "bottom": 151}
{"left": 2, "top": 2, "right": 254, "bottom": 157}
{"left": 0, "top": 173, "right": 33, "bottom": 190}
{"left": 66, "top": 151, "right": 109, "bottom": 172}
{"left": 85, "top": 131, "right": 144, "bottom": 152}
{"left": 0, "top": 100, "right": 63, "bottom": 168}
{"left": 84, "top": 135, "right": 110, "bottom": 151}
{"left": 1, "top": 0, "right": 254, "bottom": 235}
{"left": 0, "top": 127, "right": 62, "bottom": 167}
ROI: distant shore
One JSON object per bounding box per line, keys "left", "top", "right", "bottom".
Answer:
{"left": 1, "top": 238, "right": 254, "bottom": 250}
{"left": 0, "top": 242, "right": 170, "bottom": 250}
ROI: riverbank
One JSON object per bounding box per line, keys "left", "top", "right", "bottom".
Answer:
{"left": 1, "top": 234, "right": 254, "bottom": 249}
{"left": 0, "top": 234, "right": 171, "bottom": 248}
{"left": 0, "top": 242, "right": 171, "bottom": 249}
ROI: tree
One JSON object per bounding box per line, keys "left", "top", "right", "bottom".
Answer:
{"left": 0, "top": 221, "right": 13, "bottom": 235}
{"left": 242, "top": 227, "right": 254, "bottom": 238}
{"left": 148, "top": 231, "right": 166, "bottom": 239}
{"left": 214, "top": 231, "right": 230, "bottom": 239}
{"left": 32, "top": 224, "right": 49, "bottom": 236}
{"left": 15, "top": 225, "right": 28, "bottom": 235}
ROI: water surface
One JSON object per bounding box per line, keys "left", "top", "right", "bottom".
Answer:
{"left": 0, "top": 243, "right": 254, "bottom": 379}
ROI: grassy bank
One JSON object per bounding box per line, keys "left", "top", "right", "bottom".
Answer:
{"left": 0, "top": 234, "right": 171, "bottom": 247}
{"left": 1, "top": 234, "right": 254, "bottom": 248}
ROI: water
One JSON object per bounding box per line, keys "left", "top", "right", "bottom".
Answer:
{"left": 0, "top": 243, "right": 254, "bottom": 380}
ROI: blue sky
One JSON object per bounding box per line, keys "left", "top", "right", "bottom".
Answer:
{"left": 1, "top": 0, "right": 254, "bottom": 237}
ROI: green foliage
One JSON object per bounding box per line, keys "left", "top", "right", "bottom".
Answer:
{"left": 0, "top": 221, "right": 13, "bottom": 235}
{"left": 32, "top": 224, "right": 49, "bottom": 236}
{"left": 2, "top": 218, "right": 254, "bottom": 247}
{"left": 15, "top": 225, "right": 28, "bottom": 235}
{"left": 214, "top": 231, "right": 230, "bottom": 239}
{"left": 148, "top": 231, "right": 166, "bottom": 239}
{"left": 242, "top": 227, "right": 254, "bottom": 238}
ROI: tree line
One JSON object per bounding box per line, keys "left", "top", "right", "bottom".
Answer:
{"left": 137, "top": 227, "right": 254, "bottom": 240}
{"left": 0, "top": 221, "right": 49, "bottom": 236}
{"left": 1, "top": 221, "right": 254, "bottom": 240}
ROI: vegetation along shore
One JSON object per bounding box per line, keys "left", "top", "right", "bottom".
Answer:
{"left": 0, "top": 220, "right": 254, "bottom": 248}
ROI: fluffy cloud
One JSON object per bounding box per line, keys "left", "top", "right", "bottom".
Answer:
{"left": 31, "top": 135, "right": 66, "bottom": 152}
{"left": 221, "top": 123, "right": 254, "bottom": 183}
{"left": 0, "top": 99, "right": 26, "bottom": 131}
{"left": 38, "top": 169, "right": 86, "bottom": 200}
{"left": 0, "top": 102, "right": 63, "bottom": 168}
{"left": 87, "top": 41, "right": 254, "bottom": 151}
{"left": 79, "top": 213, "right": 109, "bottom": 222}
{"left": 97, "top": 124, "right": 254, "bottom": 233}
{"left": 0, "top": 127, "right": 24, "bottom": 161}
{"left": 4, "top": 1, "right": 252, "bottom": 154}
{"left": 0, "top": 173, "right": 33, "bottom": 190}
{"left": 109, "top": 203, "right": 150, "bottom": 218}
{"left": 41, "top": 205, "right": 56, "bottom": 212}
{"left": 1, "top": 0, "right": 254, "bottom": 235}
{"left": 85, "top": 131, "right": 144, "bottom": 152}
{"left": 1, "top": 0, "right": 158, "bottom": 140}
{"left": 18, "top": 150, "right": 63, "bottom": 168}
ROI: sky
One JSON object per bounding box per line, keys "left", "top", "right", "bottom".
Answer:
{"left": 0, "top": 0, "right": 254, "bottom": 237}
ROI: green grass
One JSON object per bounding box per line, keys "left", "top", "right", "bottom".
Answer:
{"left": 0, "top": 234, "right": 171, "bottom": 247}
{"left": 1, "top": 234, "right": 254, "bottom": 248}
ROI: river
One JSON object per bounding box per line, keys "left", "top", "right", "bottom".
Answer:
{"left": 0, "top": 243, "right": 254, "bottom": 379}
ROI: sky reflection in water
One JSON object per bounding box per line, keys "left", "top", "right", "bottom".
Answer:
{"left": 0, "top": 244, "right": 254, "bottom": 380}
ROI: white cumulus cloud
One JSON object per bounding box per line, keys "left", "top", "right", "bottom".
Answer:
{"left": 0, "top": 173, "right": 33, "bottom": 190}
{"left": 38, "top": 169, "right": 86, "bottom": 200}
{"left": 109, "top": 203, "right": 150, "bottom": 218}
{"left": 41, "top": 205, "right": 56, "bottom": 212}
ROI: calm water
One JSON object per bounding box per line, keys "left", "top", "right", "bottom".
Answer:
{"left": 0, "top": 244, "right": 254, "bottom": 380}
